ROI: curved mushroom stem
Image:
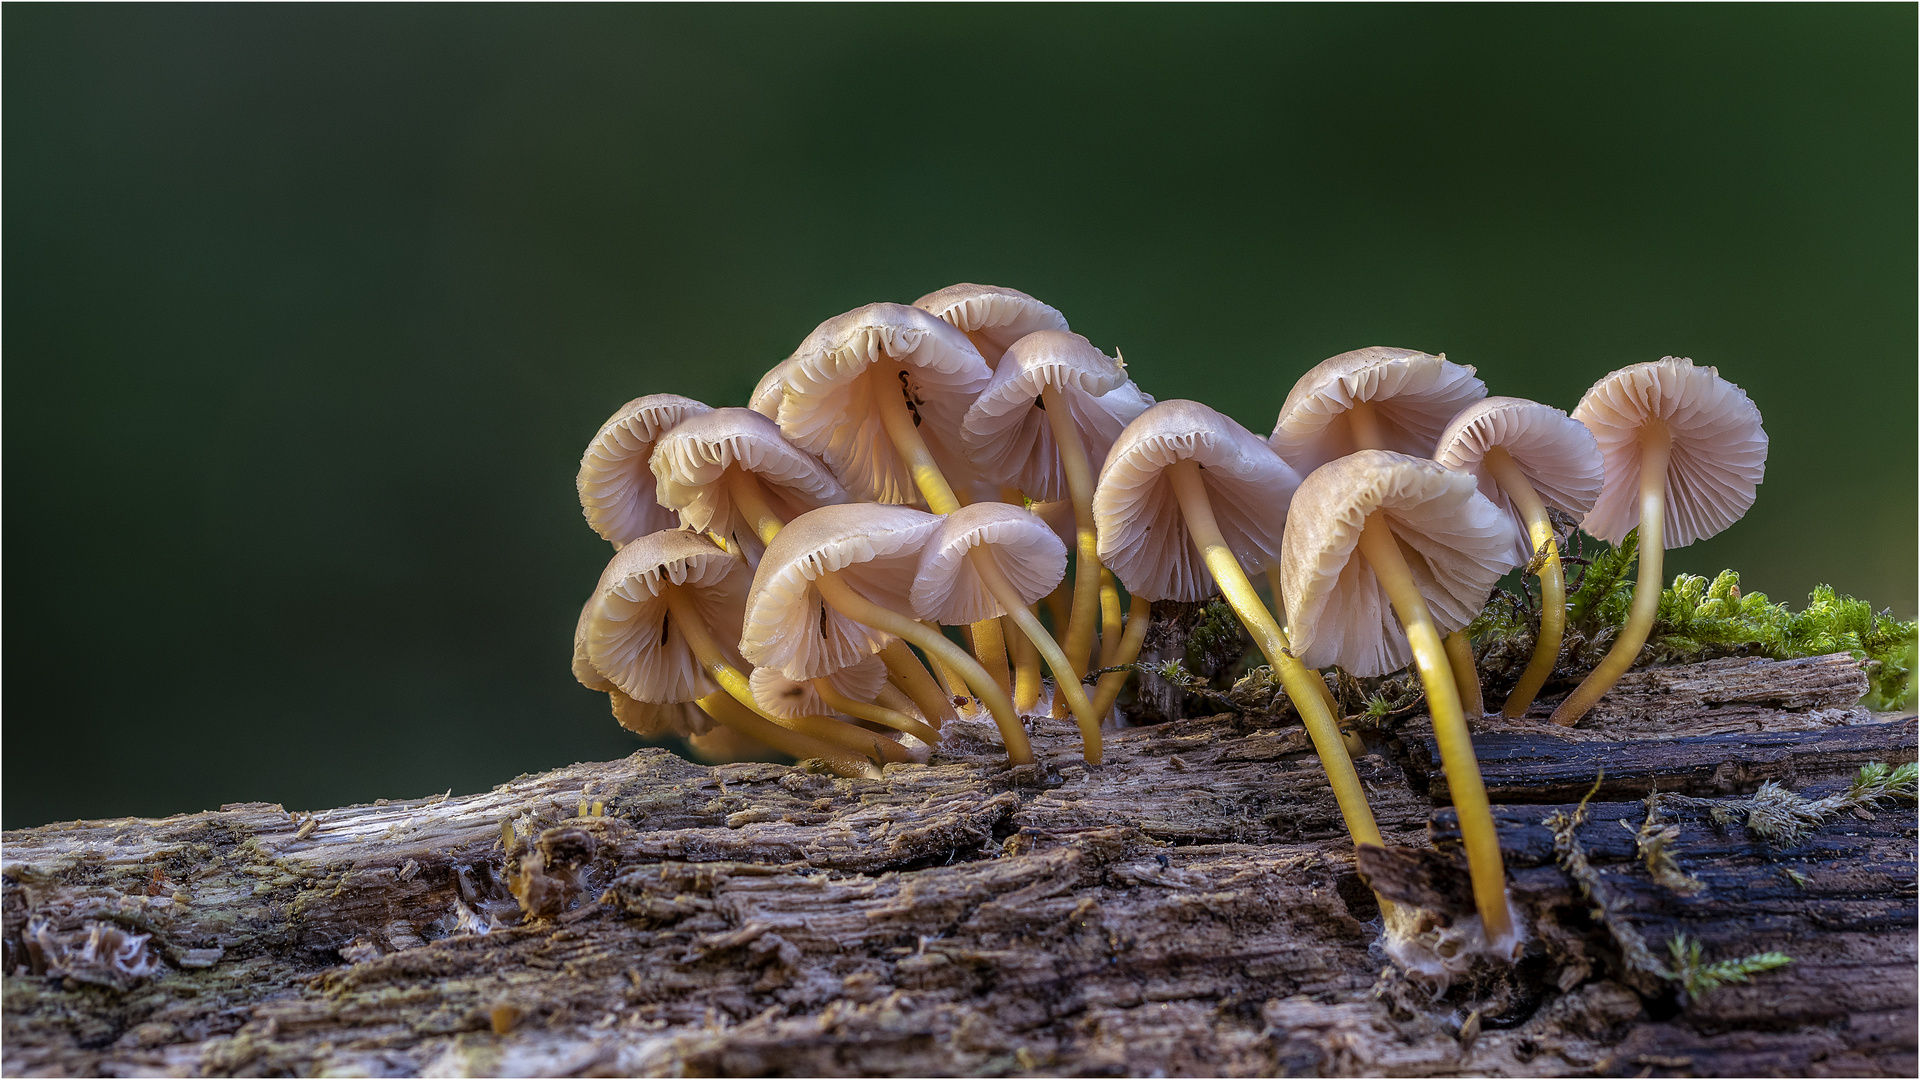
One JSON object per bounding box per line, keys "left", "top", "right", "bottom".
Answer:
{"left": 1551, "top": 422, "right": 1671, "bottom": 727}
{"left": 1041, "top": 385, "right": 1103, "bottom": 680}
{"left": 878, "top": 641, "right": 959, "bottom": 728}
{"left": 968, "top": 617, "right": 1015, "bottom": 701}
{"left": 694, "top": 692, "right": 882, "bottom": 779}
{"left": 1484, "top": 447, "right": 1567, "bottom": 718}
{"left": 661, "top": 586, "right": 912, "bottom": 766}
{"left": 1099, "top": 571, "right": 1124, "bottom": 668}
{"left": 1355, "top": 513, "right": 1513, "bottom": 944}
{"left": 1090, "top": 595, "right": 1152, "bottom": 719}
{"left": 1166, "top": 461, "right": 1385, "bottom": 852}
{"left": 1443, "top": 632, "right": 1485, "bottom": 716}
{"left": 811, "top": 678, "right": 941, "bottom": 746}
{"left": 968, "top": 548, "right": 1104, "bottom": 765}
{"left": 1008, "top": 611, "right": 1043, "bottom": 713}
{"left": 813, "top": 570, "right": 1035, "bottom": 766}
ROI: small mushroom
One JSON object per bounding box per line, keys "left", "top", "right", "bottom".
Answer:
{"left": 1551, "top": 357, "right": 1767, "bottom": 726}
{"left": 1269, "top": 347, "right": 1487, "bottom": 474}
{"left": 1094, "top": 400, "right": 1382, "bottom": 851}
{"left": 577, "top": 394, "right": 713, "bottom": 547}
{"left": 582, "top": 529, "right": 903, "bottom": 775}
{"left": 1280, "top": 450, "right": 1517, "bottom": 947}
{"left": 913, "top": 283, "right": 1069, "bottom": 368}
{"left": 650, "top": 407, "right": 847, "bottom": 565}
{"left": 741, "top": 503, "right": 1034, "bottom": 766}
{"left": 911, "top": 502, "right": 1105, "bottom": 763}
{"left": 962, "top": 330, "right": 1155, "bottom": 682}
{"left": 1435, "top": 397, "right": 1604, "bottom": 717}
{"left": 571, "top": 595, "right": 714, "bottom": 740}
{"left": 748, "top": 657, "right": 938, "bottom": 749}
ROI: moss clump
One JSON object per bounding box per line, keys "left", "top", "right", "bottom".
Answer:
{"left": 1663, "top": 933, "right": 1793, "bottom": 1003}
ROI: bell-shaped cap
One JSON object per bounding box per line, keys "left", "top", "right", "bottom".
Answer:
{"left": 651, "top": 408, "right": 847, "bottom": 540}
{"left": 910, "top": 503, "right": 1068, "bottom": 625}
{"left": 741, "top": 503, "right": 944, "bottom": 680}
{"left": 582, "top": 529, "right": 748, "bottom": 704}
{"left": 761, "top": 304, "right": 991, "bottom": 506}
{"left": 1280, "top": 451, "right": 1513, "bottom": 677}
{"left": 1270, "top": 347, "right": 1486, "bottom": 474}
{"left": 914, "top": 283, "right": 1069, "bottom": 367}
{"left": 961, "top": 331, "right": 1156, "bottom": 501}
{"left": 1094, "top": 400, "right": 1301, "bottom": 602}
{"left": 748, "top": 656, "right": 890, "bottom": 720}
{"left": 1435, "top": 397, "right": 1605, "bottom": 562}
{"left": 1573, "top": 357, "right": 1768, "bottom": 548}
{"left": 578, "top": 394, "right": 713, "bottom": 547}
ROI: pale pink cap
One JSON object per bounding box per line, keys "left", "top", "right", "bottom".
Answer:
{"left": 1093, "top": 400, "right": 1301, "bottom": 602}
{"left": 910, "top": 502, "right": 1068, "bottom": 625}
{"left": 747, "top": 656, "right": 890, "bottom": 720}
{"left": 1280, "top": 451, "right": 1513, "bottom": 677}
{"left": 961, "top": 330, "right": 1156, "bottom": 502}
{"left": 913, "top": 283, "right": 1069, "bottom": 367}
{"left": 650, "top": 407, "right": 846, "bottom": 551}
{"left": 1434, "top": 397, "right": 1604, "bottom": 564}
{"left": 578, "top": 394, "right": 713, "bottom": 547}
{"left": 1573, "top": 357, "right": 1768, "bottom": 548}
{"left": 1269, "top": 347, "right": 1486, "bottom": 474}
{"left": 581, "top": 530, "right": 748, "bottom": 704}
{"left": 740, "top": 503, "right": 944, "bottom": 681}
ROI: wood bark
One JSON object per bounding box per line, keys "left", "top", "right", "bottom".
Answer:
{"left": 3, "top": 653, "right": 1913, "bottom": 1078}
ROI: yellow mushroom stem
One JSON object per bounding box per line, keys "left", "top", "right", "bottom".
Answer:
{"left": 661, "top": 585, "right": 912, "bottom": 766}
{"left": 1551, "top": 421, "right": 1672, "bottom": 726}
{"left": 1040, "top": 385, "right": 1103, "bottom": 679}
{"left": 1099, "top": 571, "right": 1124, "bottom": 668}
{"left": 878, "top": 641, "right": 959, "bottom": 728}
{"left": 1043, "top": 578, "right": 1073, "bottom": 642}
{"left": 1166, "top": 461, "right": 1384, "bottom": 852}
{"left": 1090, "top": 595, "right": 1152, "bottom": 719}
{"left": 967, "top": 548, "right": 1104, "bottom": 765}
{"left": 871, "top": 366, "right": 1013, "bottom": 699}
{"left": 1008, "top": 609, "right": 1043, "bottom": 713}
{"left": 1442, "top": 632, "right": 1485, "bottom": 717}
{"left": 1354, "top": 513, "right": 1512, "bottom": 942}
{"left": 814, "top": 570, "right": 1035, "bottom": 766}
{"left": 694, "top": 692, "right": 881, "bottom": 779}
{"left": 1482, "top": 446, "right": 1568, "bottom": 718}
{"left": 810, "top": 678, "right": 941, "bottom": 746}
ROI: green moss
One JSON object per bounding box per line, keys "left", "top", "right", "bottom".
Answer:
{"left": 1663, "top": 933, "right": 1793, "bottom": 1003}
{"left": 1565, "top": 528, "right": 1642, "bottom": 634}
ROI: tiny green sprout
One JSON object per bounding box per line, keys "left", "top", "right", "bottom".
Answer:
{"left": 1783, "top": 867, "right": 1811, "bottom": 887}
{"left": 1363, "top": 693, "right": 1394, "bottom": 721}
{"left": 1664, "top": 932, "right": 1793, "bottom": 1002}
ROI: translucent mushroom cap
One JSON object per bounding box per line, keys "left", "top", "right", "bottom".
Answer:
{"left": 910, "top": 502, "right": 1069, "bottom": 625}
{"left": 581, "top": 529, "right": 749, "bottom": 704}
{"left": 1280, "top": 451, "right": 1514, "bottom": 677}
{"left": 740, "top": 503, "right": 944, "bottom": 681}
{"left": 1269, "top": 347, "right": 1486, "bottom": 474}
{"left": 578, "top": 394, "right": 713, "bottom": 547}
{"left": 1572, "top": 357, "right": 1768, "bottom": 548}
{"left": 961, "top": 330, "right": 1156, "bottom": 502}
{"left": 650, "top": 407, "right": 847, "bottom": 540}
{"left": 754, "top": 303, "right": 991, "bottom": 506}
{"left": 748, "top": 655, "right": 890, "bottom": 720}
{"left": 1094, "top": 399, "right": 1302, "bottom": 602}
{"left": 1434, "top": 396, "right": 1605, "bottom": 563}
{"left": 913, "top": 283, "right": 1069, "bottom": 367}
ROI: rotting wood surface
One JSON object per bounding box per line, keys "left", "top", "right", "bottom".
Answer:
{"left": 3, "top": 653, "right": 1914, "bottom": 1078}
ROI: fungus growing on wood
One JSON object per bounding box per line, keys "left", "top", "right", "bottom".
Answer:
{"left": 1434, "top": 397, "right": 1604, "bottom": 716}
{"left": 650, "top": 407, "right": 846, "bottom": 565}
{"left": 741, "top": 503, "right": 1033, "bottom": 766}
{"left": 577, "top": 393, "right": 713, "bottom": 547}
{"left": 913, "top": 282, "right": 1069, "bottom": 367}
{"left": 1094, "top": 399, "right": 1383, "bottom": 851}
{"left": 1551, "top": 357, "right": 1768, "bottom": 726}
{"left": 1280, "top": 450, "right": 1517, "bottom": 949}
{"left": 748, "top": 656, "right": 938, "bottom": 750}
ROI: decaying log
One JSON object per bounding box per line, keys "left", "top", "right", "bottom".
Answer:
{"left": 3, "top": 654, "right": 1914, "bottom": 1077}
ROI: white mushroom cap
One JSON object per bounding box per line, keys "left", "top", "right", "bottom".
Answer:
{"left": 1434, "top": 397, "right": 1605, "bottom": 563}
{"left": 740, "top": 503, "right": 944, "bottom": 680}
{"left": 1280, "top": 451, "right": 1514, "bottom": 677}
{"left": 961, "top": 330, "right": 1156, "bottom": 501}
{"left": 1269, "top": 347, "right": 1486, "bottom": 474}
{"left": 578, "top": 394, "right": 713, "bottom": 547}
{"left": 748, "top": 656, "right": 890, "bottom": 720}
{"left": 913, "top": 283, "right": 1069, "bottom": 367}
{"left": 1573, "top": 357, "right": 1768, "bottom": 548}
{"left": 582, "top": 530, "right": 749, "bottom": 703}
{"left": 910, "top": 502, "right": 1068, "bottom": 625}
{"left": 763, "top": 304, "right": 991, "bottom": 506}
{"left": 651, "top": 407, "right": 847, "bottom": 540}
{"left": 610, "top": 695, "right": 715, "bottom": 739}
{"left": 1094, "top": 400, "right": 1302, "bottom": 602}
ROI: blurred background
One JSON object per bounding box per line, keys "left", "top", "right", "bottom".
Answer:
{"left": 6, "top": 6, "right": 1913, "bottom": 826}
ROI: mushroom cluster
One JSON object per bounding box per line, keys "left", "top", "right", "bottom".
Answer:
{"left": 569, "top": 286, "right": 1768, "bottom": 961}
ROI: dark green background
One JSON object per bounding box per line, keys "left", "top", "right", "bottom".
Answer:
{"left": 7, "top": 6, "right": 1914, "bottom": 827}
